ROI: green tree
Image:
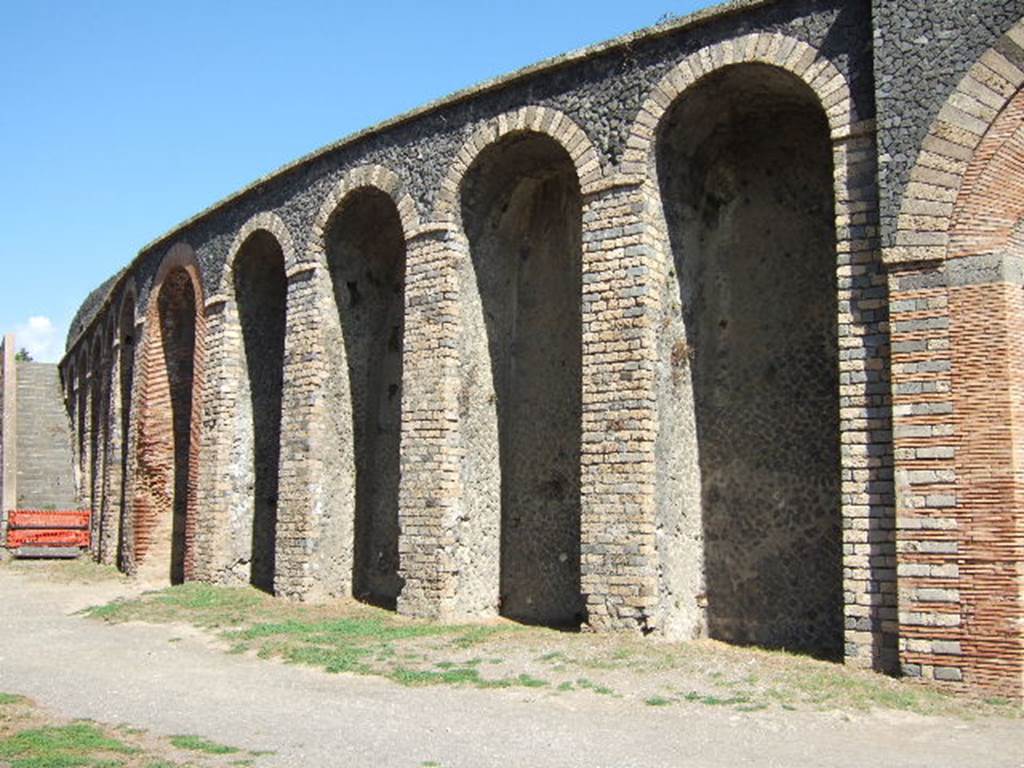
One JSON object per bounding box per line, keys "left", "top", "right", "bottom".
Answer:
{"left": 14, "top": 348, "right": 32, "bottom": 362}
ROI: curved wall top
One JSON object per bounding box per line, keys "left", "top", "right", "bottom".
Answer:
{"left": 61, "top": 0, "right": 1024, "bottom": 363}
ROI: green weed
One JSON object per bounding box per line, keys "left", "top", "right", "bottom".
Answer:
{"left": 169, "top": 734, "right": 239, "bottom": 754}
{"left": 0, "top": 722, "right": 136, "bottom": 767}
{"left": 644, "top": 696, "right": 673, "bottom": 707}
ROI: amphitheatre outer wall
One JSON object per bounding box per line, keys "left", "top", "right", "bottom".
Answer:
{"left": 57, "top": 0, "right": 1024, "bottom": 702}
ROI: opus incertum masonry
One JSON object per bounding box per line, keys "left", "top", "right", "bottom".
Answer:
{"left": 51, "top": 0, "right": 1024, "bottom": 703}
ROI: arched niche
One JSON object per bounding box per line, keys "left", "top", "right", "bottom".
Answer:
{"left": 323, "top": 186, "right": 407, "bottom": 608}
{"left": 133, "top": 253, "right": 205, "bottom": 585}
{"left": 232, "top": 229, "right": 288, "bottom": 592}
{"left": 459, "top": 131, "right": 584, "bottom": 628}
{"left": 656, "top": 63, "right": 843, "bottom": 658}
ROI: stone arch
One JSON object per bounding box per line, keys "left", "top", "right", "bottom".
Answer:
{"left": 75, "top": 348, "right": 88, "bottom": 506}
{"left": 316, "top": 175, "right": 409, "bottom": 608}
{"left": 221, "top": 211, "right": 298, "bottom": 294}
{"left": 947, "top": 89, "right": 1024, "bottom": 259}
{"left": 434, "top": 105, "right": 604, "bottom": 225}
{"left": 638, "top": 34, "right": 856, "bottom": 658}
{"left": 89, "top": 329, "right": 109, "bottom": 559}
{"left": 453, "top": 124, "right": 587, "bottom": 628}
{"left": 622, "top": 32, "right": 855, "bottom": 176}
{"left": 99, "top": 315, "right": 117, "bottom": 560}
{"left": 309, "top": 165, "right": 420, "bottom": 266}
{"left": 889, "top": 19, "right": 1024, "bottom": 264}
{"left": 88, "top": 332, "right": 103, "bottom": 501}
{"left": 223, "top": 216, "right": 291, "bottom": 592}
{"left": 132, "top": 242, "right": 206, "bottom": 584}
{"left": 109, "top": 281, "right": 138, "bottom": 570}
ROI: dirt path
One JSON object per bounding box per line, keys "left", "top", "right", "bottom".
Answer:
{"left": 0, "top": 567, "right": 1020, "bottom": 768}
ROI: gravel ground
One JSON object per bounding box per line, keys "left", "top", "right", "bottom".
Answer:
{"left": 0, "top": 565, "right": 1020, "bottom": 768}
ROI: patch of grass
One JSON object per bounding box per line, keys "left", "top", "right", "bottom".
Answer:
{"left": 169, "top": 734, "right": 239, "bottom": 754}
{"left": 79, "top": 584, "right": 1024, "bottom": 720}
{"left": 0, "top": 693, "right": 25, "bottom": 706}
{"left": 735, "top": 703, "right": 769, "bottom": 713}
{"left": 388, "top": 666, "right": 548, "bottom": 691}
{"left": 389, "top": 666, "right": 484, "bottom": 687}
{"left": 510, "top": 674, "right": 548, "bottom": 689}
{"left": 575, "top": 678, "right": 615, "bottom": 696}
{"left": 450, "top": 626, "right": 504, "bottom": 648}
{"left": 680, "top": 689, "right": 751, "bottom": 707}
{"left": 644, "top": 695, "right": 673, "bottom": 707}
{"left": 85, "top": 585, "right": 528, "bottom": 692}
{"left": 0, "top": 722, "right": 136, "bottom": 767}
{"left": 84, "top": 583, "right": 266, "bottom": 629}
{"left": 537, "top": 651, "right": 568, "bottom": 664}
{"left": 773, "top": 657, "right": 958, "bottom": 714}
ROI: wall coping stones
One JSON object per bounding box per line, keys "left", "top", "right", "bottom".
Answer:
{"left": 61, "top": 0, "right": 780, "bottom": 361}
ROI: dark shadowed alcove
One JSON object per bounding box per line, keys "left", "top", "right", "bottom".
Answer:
{"left": 325, "top": 188, "right": 406, "bottom": 608}
{"left": 233, "top": 230, "right": 287, "bottom": 592}
{"left": 658, "top": 64, "right": 842, "bottom": 658}
{"left": 461, "top": 132, "right": 584, "bottom": 628}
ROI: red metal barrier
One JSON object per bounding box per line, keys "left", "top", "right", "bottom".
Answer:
{"left": 8, "top": 510, "right": 90, "bottom": 529}
{"left": 5, "top": 509, "right": 91, "bottom": 555}
{"left": 7, "top": 529, "right": 90, "bottom": 548}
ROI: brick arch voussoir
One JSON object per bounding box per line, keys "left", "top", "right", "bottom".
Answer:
{"left": 947, "top": 85, "right": 1024, "bottom": 260}
{"left": 433, "top": 105, "right": 605, "bottom": 226}
{"left": 306, "top": 164, "right": 420, "bottom": 270}
{"left": 621, "top": 32, "right": 855, "bottom": 175}
{"left": 150, "top": 242, "right": 207, "bottom": 308}
{"left": 219, "top": 211, "right": 298, "bottom": 297}
{"left": 890, "top": 18, "right": 1024, "bottom": 264}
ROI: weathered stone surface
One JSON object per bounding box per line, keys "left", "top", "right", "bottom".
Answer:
{"left": 53, "top": 0, "right": 1024, "bottom": 704}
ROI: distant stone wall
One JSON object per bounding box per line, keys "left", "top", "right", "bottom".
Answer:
{"left": 0, "top": 336, "right": 79, "bottom": 551}
{"left": 0, "top": 336, "right": 14, "bottom": 545}
{"left": 14, "top": 362, "right": 77, "bottom": 510}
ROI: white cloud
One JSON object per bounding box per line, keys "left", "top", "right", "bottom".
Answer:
{"left": 11, "top": 316, "right": 64, "bottom": 363}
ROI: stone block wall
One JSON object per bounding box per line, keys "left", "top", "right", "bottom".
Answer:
{"left": 14, "top": 362, "right": 78, "bottom": 510}
{"left": 0, "top": 336, "right": 15, "bottom": 545}
{"left": 0, "top": 335, "right": 78, "bottom": 549}
{"left": 55, "top": 0, "right": 1024, "bottom": 702}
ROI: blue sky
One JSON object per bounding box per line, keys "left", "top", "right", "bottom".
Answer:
{"left": 0, "top": 0, "right": 711, "bottom": 361}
